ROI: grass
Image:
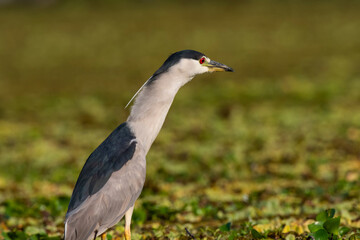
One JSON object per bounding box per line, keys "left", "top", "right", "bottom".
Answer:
{"left": 0, "top": 1, "right": 360, "bottom": 239}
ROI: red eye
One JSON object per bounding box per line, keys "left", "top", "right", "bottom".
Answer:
{"left": 199, "top": 57, "right": 205, "bottom": 64}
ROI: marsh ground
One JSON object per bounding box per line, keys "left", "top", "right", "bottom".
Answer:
{"left": 0, "top": 1, "right": 360, "bottom": 239}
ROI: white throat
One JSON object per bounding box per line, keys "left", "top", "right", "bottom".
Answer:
{"left": 127, "top": 67, "right": 194, "bottom": 154}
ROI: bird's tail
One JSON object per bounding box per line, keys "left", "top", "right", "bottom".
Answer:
{"left": 64, "top": 219, "right": 98, "bottom": 240}
{"left": 64, "top": 221, "right": 78, "bottom": 240}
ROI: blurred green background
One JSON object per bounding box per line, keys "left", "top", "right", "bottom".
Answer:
{"left": 0, "top": 1, "right": 359, "bottom": 239}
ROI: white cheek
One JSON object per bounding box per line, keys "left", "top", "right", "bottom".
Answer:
{"left": 197, "top": 65, "right": 209, "bottom": 74}
{"left": 173, "top": 58, "right": 208, "bottom": 77}
{"left": 188, "top": 63, "right": 207, "bottom": 76}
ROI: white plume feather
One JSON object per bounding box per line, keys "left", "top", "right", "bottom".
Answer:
{"left": 125, "top": 76, "right": 153, "bottom": 109}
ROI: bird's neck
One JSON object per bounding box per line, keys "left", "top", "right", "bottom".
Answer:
{"left": 127, "top": 71, "right": 192, "bottom": 154}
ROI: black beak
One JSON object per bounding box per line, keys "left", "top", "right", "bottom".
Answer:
{"left": 208, "top": 60, "right": 234, "bottom": 72}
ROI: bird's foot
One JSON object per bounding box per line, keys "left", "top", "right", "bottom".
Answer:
{"left": 101, "top": 233, "right": 106, "bottom": 240}
{"left": 125, "top": 228, "right": 131, "bottom": 240}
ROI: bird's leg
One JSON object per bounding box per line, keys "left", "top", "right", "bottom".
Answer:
{"left": 101, "top": 233, "right": 106, "bottom": 240}
{"left": 124, "top": 205, "right": 134, "bottom": 240}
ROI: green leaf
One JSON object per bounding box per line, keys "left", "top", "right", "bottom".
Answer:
{"left": 339, "top": 226, "right": 350, "bottom": 236}
{"left": 2, "top": 232, "right": 11, "bottom": 240}
{"left": 228, "top": 231, "right": 238, "bottom": 240}
{"left": 219, "top": 222, "right": 231, "bottom": 232}
{"left": 251, "top": 228, "right": 263, "bottom": 239}
{"left": 326, "top": 209, "right": 336, "bottom": 218}
{"left": 12, "top": 231, "right": 28, "bottom": 240}
{"left": 349, "top": 234, "right": 360, "bottom": 240}
{"left": 25, "top": 226, "right": 46, "bottom": 236}
{"left": 316, "top": 209, "right": 336, "bottom": 223}
{"left": 132, "top": 208, "right": 147, "bottom": 224}
{"left": 29, "top": 235, "right": 39, "bottom": 240}
{"left": 316, "top": 211, "right": 328, "bottom": 223}
{"left": 285, "top": 234, "right": 296, "bottom": 240}
{"left": 323, "top": 216, "right": 340, "bottom": 235}
{"left": 308, "top": 221, "right": 324, "bottom": 233}
{"left": 313, "top": 229, "right": 329, "bottom": 240}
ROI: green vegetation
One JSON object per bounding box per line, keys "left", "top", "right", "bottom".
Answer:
{"left": 0, "top": 1, "right": 359, "bottom": 239}
{"left": 308, "top": 209, "right": 357, "bottom": 240}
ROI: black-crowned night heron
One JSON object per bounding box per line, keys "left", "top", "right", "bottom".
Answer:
{"left": 64, "top": 50, "right": 233, "bottom": 240}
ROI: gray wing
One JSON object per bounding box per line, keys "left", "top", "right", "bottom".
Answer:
{"left": 66, "top": 122, "right": 136, "bottom": 215}
{"left": 65, "top": 122, "right": 146, "bottom": 240}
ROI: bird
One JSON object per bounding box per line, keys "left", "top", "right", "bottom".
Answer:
{"left": 64, "top": 49, "right": 233, "bottom": 240}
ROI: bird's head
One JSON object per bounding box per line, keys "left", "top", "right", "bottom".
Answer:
{"left": 125, "top": 50, "right": 233, "bottom": 108}
{"left": 152, "top": 50, "right": 234, "bottom": 79}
